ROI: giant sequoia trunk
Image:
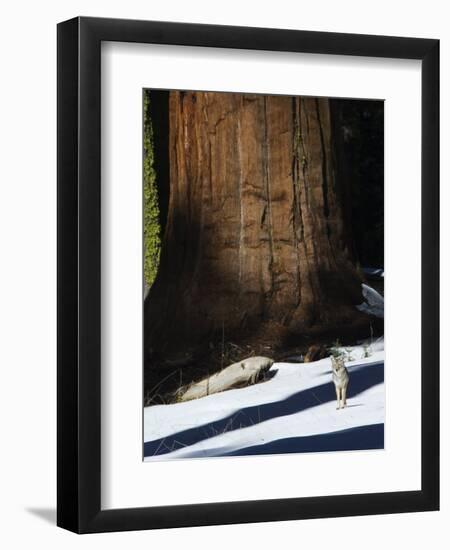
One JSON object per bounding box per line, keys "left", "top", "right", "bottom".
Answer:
{"left": 145, "top": 91, "right": 368, "bottom": 359}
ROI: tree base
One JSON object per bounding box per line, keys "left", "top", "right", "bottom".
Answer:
{"left": 144, "top": 309, "right": 382, "bottom": 406}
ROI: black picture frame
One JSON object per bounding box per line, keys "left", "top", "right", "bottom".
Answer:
{"left": 57, "top": 16, "right": 439, "bottom": 533}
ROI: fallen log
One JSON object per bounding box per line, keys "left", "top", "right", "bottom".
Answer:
{"left": 176, "top": 356, "right": 274, "bottom": 402}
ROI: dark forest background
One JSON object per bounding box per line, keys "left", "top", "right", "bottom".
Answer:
{"left": 332, "top": 99, "right": 384, "bottom": 268}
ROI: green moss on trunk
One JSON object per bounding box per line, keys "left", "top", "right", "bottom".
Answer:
{"left": 143, "top": 91, "right": 161, "bottom": 288}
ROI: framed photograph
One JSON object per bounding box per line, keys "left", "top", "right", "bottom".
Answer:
{"left": 57, "top": 17, "right": 439, "bottom": 533}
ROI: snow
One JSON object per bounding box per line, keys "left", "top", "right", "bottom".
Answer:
{"left": 144, "top": 338, "right": 384, "bottom": 460}
{"left": 362, "top": 267, "right": 384, "bottom": 279}
{"left": 357, "top": 283, "right": 384, "bottom": 318}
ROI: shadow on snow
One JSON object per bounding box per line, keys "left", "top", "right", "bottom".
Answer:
{"left": 144, "top": 361, "right": 384, "bottom": 458}
{"left": 179, "top": 423, "right": 384, "bottom": 458}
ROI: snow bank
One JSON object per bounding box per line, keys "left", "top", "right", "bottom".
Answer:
{"left": 144, "top": 338, "right": 385, "bottom": 460}
{"left": 357, "top": 283, "right": 384, "bottom": 318}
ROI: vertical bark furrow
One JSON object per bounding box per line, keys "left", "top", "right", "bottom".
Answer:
{"left": 237, "top": 110, "right": 245, "bottom": 286}
{"left": 290, "top": 97, "right": 303, "bottom": 310}
{"left": 315, "top": 98, "right": 330, "bottom": 220}
{"left": 262, "top": 96, "right": 275, "bottom": 303}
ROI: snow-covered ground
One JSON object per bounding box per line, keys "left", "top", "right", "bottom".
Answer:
{"left": 144, "top": 338, "right": 385, "bottom": 460}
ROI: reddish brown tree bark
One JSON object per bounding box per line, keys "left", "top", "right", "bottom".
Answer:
{"left": 145, "top": 91, "right": 367, "bottom": 358}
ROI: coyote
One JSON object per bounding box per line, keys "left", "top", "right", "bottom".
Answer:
{"left": 331, "top": 356, "right": 349, "bottom": 410}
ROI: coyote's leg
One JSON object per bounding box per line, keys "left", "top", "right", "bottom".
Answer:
{"left": 336, "top": 387, "right": 341, "bottom": 409}
{"left": 342, "top": 385, "right": 347, "bottom": 407}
